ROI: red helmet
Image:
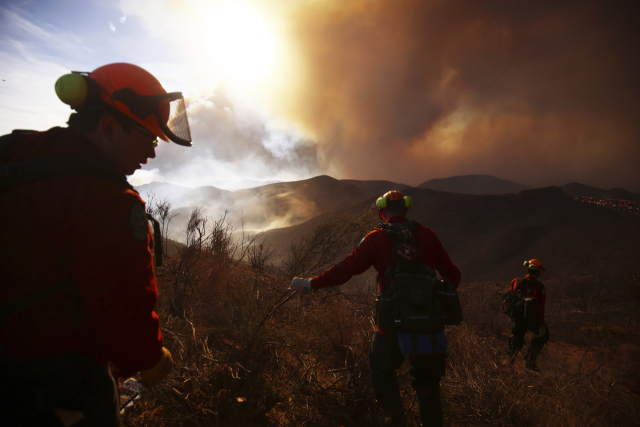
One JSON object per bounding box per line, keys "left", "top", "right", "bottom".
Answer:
{"left": 376, "top": 191, "right": 414, "bottom": 209}
{"left": 523, "top": 259, "right": 545, "bottom": 272}
{"left": 55, "top": 63, "right": 192, "bottom": 146}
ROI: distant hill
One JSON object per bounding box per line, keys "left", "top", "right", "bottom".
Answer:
{"left": 263, "top": 186, "right": 640, "bottom": 282}
{"left": 136, "top": 176, "right": 411, "bottom": 238}
{"left": 418, "top": 175, "right": 532, "bottom": 195}
{"left": 135, "top": 182, "right": 232, "bottom": 208}
{"left": 560, "top": 182, "right": 640, "bottom": 202}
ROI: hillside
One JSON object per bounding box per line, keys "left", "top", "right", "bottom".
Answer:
{"left": 560, "top": 182, "right": 640, "bottom": 202}
{"left": 418, "top": 174, "right": 532, "bottom": 195}
{"left": 262, "top": 186, "right": 640, "bottom": 282}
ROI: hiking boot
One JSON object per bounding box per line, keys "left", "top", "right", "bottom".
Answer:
{"left": 377, "top": 393, "right": 407, "bottom": 427}
{"left": 524, "top": 347, "right": 540, "bottom": 371}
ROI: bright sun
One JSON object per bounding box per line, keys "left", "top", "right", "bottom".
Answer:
{"left": 201, "top": 2, "right": 280, "bottom": 86}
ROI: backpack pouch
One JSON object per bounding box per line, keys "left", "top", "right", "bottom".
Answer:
{"left": 375, "top": 290, "right": 397, "bottom": 333}
{"left": 398, "top": 303, "right": 441, "bottom": 333}
{"left": 393, "top": 274, "right": 436, "bottom": 306}
{"left": 436, "top": 280, "right": 463, "bottom": 325}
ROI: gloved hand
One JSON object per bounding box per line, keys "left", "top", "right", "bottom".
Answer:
{"left": 535, "top": 325, "right": 546, "bottom": 337}
{"left": 139, "top": 347, "right": 173, "bottom": 388}
{"left": 288, "top": 277, "right": 311, "bottom": 293}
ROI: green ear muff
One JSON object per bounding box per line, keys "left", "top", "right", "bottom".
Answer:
{"left": 523, "top": 260, "right": 530, "bottom": 268}
{"left": 376, "top": 198, "right": 388, "bottom": 209}
{"left": 403, "top": 196, "right": 414, "bottom": 208}
{"left": 55, "top": 73, "right": 89, "bottom": 106}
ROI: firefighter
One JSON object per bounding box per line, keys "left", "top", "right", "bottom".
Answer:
{"left": 0, "top": 63, "right": 192, "bottom": 426}
{"left": 289, "top": 191, "right": 461, "bottom": 427}
{"left": 508, "top": 259, "right": 550, "bottom": 371}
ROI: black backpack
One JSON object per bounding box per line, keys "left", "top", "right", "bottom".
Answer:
{"left": 0, "top": 129, "right": 163, "bottom": 321}
{"left": 375, "top": 221, "right": 463, "bottom": 336}
{"left": 499, "top": 278, "right": 538, "bottom": 322}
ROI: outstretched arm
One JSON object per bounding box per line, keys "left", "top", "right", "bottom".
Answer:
{"left": 311, "top": 233, "right": 376, "bottom": 290}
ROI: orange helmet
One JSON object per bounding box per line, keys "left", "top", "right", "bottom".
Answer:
{"left": 55, "top": 63, "right": 192, "bottom": 146}
{"left": 523, "top": 259, "right": 545, "bottom": 272}
{"left": 376, "top": 191, "right": 414, "bottom": 209}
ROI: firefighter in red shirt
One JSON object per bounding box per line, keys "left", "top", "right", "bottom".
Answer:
{"left": 508, "top": 259, "right": 550, "bottom": 371}
{"left": 0, "top": 63, "right": 192, "bottom": 426}
{"left": 289, "top": 191, "right": 460, "bottom": 427}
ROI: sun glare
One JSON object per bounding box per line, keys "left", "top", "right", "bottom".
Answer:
{"left": 201, "top": 2, "right": 280, "bottom": 87}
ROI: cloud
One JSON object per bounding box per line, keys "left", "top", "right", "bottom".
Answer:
{"left": 142, "top": 88, "right": 322, "bottom": 187}
{"left": 109, "top": 21, "right": 116, "bottom": 31}
{"left": 0, "top": 6, "right": 90, "bottom": 55}
{"left": 128, "top": 168, "right": 164, "bottom": 186}
{"left": 120, "top": 15, "right": 127, "bottom": 23}
{"left": 0, "top": 43, "right": 71, "bottom": 134}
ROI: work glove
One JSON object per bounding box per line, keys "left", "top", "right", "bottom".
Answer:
{"left": 288, "top": 277, "right": 311, "bottom": 293}
{"left": 139, "top": 347, "right": 173, "bottom": 388}
{"left": 535, "top": 325, "right": 546, "bottom": 338}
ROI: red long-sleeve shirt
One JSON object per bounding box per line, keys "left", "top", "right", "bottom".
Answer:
{"left": 510, "top": 274, "right": 546, "bottom": 326}
{"left": 0, "top": 127, "right": 163, "bottom": 376}
{"left": 311, "top": 216, "right": 461, "bottom": 292}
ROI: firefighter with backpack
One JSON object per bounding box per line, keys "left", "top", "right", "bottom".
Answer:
{"left": 289, "top": 190, "right": 461, "bottom": 427}
{"left": 0, "top": 63, "right": 191, "bottom": 426}
{"left": 504, "top": 259, "right": 550, "bottom": 371}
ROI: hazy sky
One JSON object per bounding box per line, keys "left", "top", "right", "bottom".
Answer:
{"left": 1, "top": 0, "right": 638, "bottom": 191}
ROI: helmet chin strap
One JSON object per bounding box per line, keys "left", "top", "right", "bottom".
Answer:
{"left": 379, "top": 209, "right": 386, "bottom": 221}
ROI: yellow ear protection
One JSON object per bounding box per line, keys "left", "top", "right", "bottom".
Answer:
{"left": 55, "top": 72, "right": 103, "bottom": 108}
{"left": 376, "top": 195, "right": 414, "bottom": 209}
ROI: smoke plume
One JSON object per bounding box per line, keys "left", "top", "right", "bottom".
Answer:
{"left": 273, "top": 0, "right": 640, "bottom": 191}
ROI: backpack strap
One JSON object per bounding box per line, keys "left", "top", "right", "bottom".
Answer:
{"left": 516, "top": 278, "right": 538, "bottom": 297}
{"left": 525, "top": 281, "right": 538, "bottom": 297}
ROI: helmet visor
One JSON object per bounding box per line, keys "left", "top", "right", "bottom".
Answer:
{"left": 157, "top": 93, "right": 192, "bottom": 147}
{"left": 110, "top": 89, "right": 193, "bottom": 146}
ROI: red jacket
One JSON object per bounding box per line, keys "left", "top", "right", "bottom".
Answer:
{"left": 0, "top": 127, "right": 163, "bottom": 377}
{"left": 312, "top": 216, "right": 460, "bottom": 291}
{"left": 510, "top": 274, "right": 546, "bottom": 326}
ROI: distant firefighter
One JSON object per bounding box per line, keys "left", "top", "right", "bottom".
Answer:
{"left": 289, "top": 190, "right": 462, "bottom": 427}
{"left": 0, "top": 63, "right": 191, "bottom": 426}
{"left": 502, "top": 259, "right": 550, "bottom": 371}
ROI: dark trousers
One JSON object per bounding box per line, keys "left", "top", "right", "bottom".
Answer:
{"left": 369, "top": 330, "right": 446, "bottom": 426}
{"left": 509, "top": 321, "right": 550, "bottom": 352}
{"left": 0, "top": 354, "right": 120, "bottom": 426}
